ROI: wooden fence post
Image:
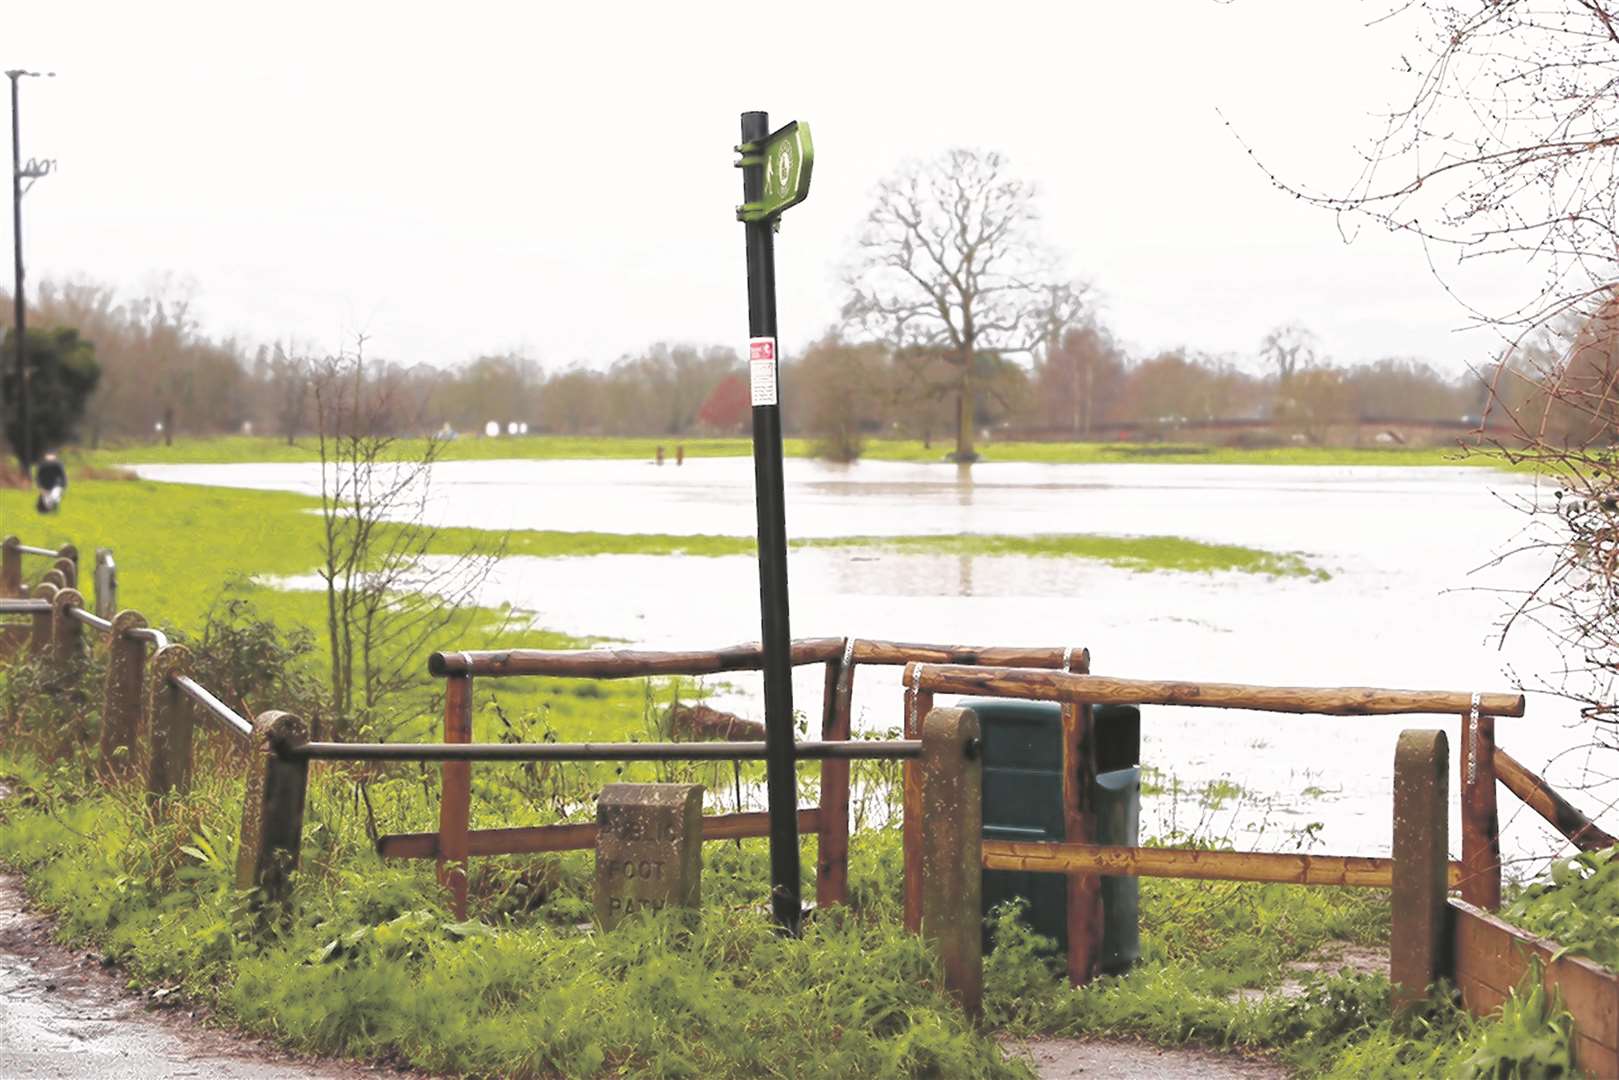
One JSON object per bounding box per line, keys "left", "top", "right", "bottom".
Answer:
{"left": 50, "top": 588, "right": 86, "bottom": 677}
{"left": 817, "top": 638, "right": 855, "bottom": 909}
{"left": 903, "top": 663, "right": 935, "bottom": 933}
{"left": 147, "top": 644, "right": 195, "bottom": 803}
{"left": 1061, "top": 645, "right": 1101, "bottom": 987}
{"left": 102, "top": 611, "right": 148, "bottom": 775}
{"left": 1460, "top": 702, "right": 1502, "bottom": 910}
{"left": 438, "top": 673, "right": 474, "bottom": 919}
{"left": 28, "top": 583, "right": 56, "bottom": 658}
{"left": 53, "top": 557, "right": 77, "bottom": 590}
{"left": 0, "top": 536, "right": 20, "bottom": 597}
{"left": 1392, "top": 728, "right": 1449, "bottom": 1020}
{"left": 39, "top": 569, "right": 65, "bottom": 591}
{"left": 920, "top": 706, "right": 983, "bottom": 1020}
{"left": 235, "top": 710, "right": 310, "bottom": 920}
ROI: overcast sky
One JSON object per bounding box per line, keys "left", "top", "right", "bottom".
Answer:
{"left": 7, "top": 1, "right": 1533, "bottom": 376}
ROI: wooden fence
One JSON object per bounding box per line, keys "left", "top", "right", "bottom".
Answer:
{"left": 6, "top": 530, "right": 1616, "bottom": 1042}
{"left": 411, "top": 639, "right": 1088, "bottom": 919}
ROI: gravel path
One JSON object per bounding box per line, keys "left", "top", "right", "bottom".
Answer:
{"left": 0, "top": 870, "right": 390, "bottom": 1080}
{"left": 1006, "top": 1037, "right": 1290, "bottom": 1079}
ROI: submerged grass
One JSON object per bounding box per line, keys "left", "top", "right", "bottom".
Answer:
{"left": 2, "top": 479, "right": 1327, "bottom": 600}
{"left": 809, "top": 534, "right": 1325, "bottom": 579}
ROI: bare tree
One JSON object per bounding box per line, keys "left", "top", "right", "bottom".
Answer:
{"left": 1258, "top": 324, "right": 1317, "bottom": 386}
{"left": 843, "top": 149, "right": 1079, "bottom": 461}
{"left": 269, "top": 345, "right": 309, "bottom": 445}
{"left": 312, "top": 337, "right": 506, "bottom": 738}
{"left": 1282, "top": 3, "right": 1619, "bottom": 760}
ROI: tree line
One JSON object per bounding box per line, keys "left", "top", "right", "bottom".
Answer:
{"left": 0, "top": 142, "right": 1605, "bottom": 467}
{"left": 0, "top": 275, "right": 1495, "bottom": 463}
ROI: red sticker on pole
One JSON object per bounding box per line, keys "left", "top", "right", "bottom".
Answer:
{"left": 749, "top": 337, "right": 778, "bottom": 406}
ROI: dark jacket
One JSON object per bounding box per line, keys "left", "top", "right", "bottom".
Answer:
{"left": 35, "top": 460, "right": 66, "bottom": 491}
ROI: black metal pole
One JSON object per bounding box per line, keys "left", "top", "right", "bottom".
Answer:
{"left": 10, "top": 73, "right": 29, "bottom": 476}
{"left": 740, "top": 108, "right": 801, "bottom": 934}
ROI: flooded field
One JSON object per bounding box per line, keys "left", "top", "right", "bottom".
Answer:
{"left": 134, "top": 457, "right": 1608, "bottom": 872}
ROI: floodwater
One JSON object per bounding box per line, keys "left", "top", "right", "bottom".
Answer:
{"left": 134, "top": 457, "right": 1613, "bottom": 871}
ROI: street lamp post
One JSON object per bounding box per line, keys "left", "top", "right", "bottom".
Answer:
{"left": 7, "top": 68, "right": 55, "bottom": 477}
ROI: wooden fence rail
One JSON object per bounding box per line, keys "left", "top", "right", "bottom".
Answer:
{"left": 901, "top": 663, "right": 1533, "bottom": 984}
{"left": 420, "top": 637, "right": 1086, "bottom": 920}
{"left": 902, "top": 663, "right": 1526, "bottom": 718}
{"left": 7, "top": 531, "right": 1616, "bottom": 1042}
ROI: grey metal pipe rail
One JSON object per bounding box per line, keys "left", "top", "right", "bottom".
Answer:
{"left": 124, "top": 626, "right": 170, "bottom": 650}
{"left": 66, "top": 607, "right": 113, "bottom": 632}
{"left": 13, "top": 544, "right": 57, "bottom": 558}
{"left": 0, "top": 599, "right": 49, "bottom": 614}
{"left": 289, "top": 738, "right": 924, "bottom": 763}
{"left": 171, "top": 676, "right": 254, "bottom": 741}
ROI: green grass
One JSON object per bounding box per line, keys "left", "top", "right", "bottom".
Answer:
{"left": 72, "top": 434, "right": 1515, "bottom": 469}
{"left": 0, "top": 733, "right": 1569, "bottom": 1079}
{"left": 0, "top": 479, "right": 666, "bottom": 747}
{"left": 1500, "top": 845, "right": 1619, "bottom": 971}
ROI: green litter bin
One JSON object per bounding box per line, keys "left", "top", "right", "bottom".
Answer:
{"left": 969, "top": 699, "right": 1141, "bottom": 975}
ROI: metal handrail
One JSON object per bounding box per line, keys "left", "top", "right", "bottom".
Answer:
{"left": 171, "top": 676, "right": 254, "bottom": 741}
{"left": 291, "top": 738, "right": 923, "bottom": 763}
{"left": 0, "top": 599, "right": 49, "bottom": 614}
{"left": 13, "top": 544, "right": 57, "bottom": 558}
{"left": 124, "top": 626, "right": 170, "bottom": 650}
{"left": 66, "top": 607, "right": 113, "bottom": 632}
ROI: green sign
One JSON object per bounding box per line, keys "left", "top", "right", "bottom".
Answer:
{"left": 736, "top": 120, "right": 813, "bottom": 222}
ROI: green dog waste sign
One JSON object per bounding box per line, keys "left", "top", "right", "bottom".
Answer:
{"left": 736, "top": 121, "right": 813, "bottom": 222}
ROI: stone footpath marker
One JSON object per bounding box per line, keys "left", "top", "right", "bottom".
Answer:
{"left": 1391, "top": 728, "right": 1449, "bottom": 1022}
{"left": 595, "top": 783, "right": 703, "bottom": 930}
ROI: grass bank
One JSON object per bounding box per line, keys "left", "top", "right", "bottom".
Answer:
{"left": 73, "top": 434, "right": 1510, "bottom": 469}
{"left": 0, "top": 721, "right": 1576, "bottom": 1079}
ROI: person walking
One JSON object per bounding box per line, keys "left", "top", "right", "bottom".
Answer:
{"left": 34, "top": 452, "right": 66, "bottom": 514}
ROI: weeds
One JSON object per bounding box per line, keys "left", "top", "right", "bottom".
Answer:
{"left": 1500, "top": 845, "right": 1619, "bottom": 971}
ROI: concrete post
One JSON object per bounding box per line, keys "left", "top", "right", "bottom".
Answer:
{"left": 1391, "top": 728, "right": 1450, "bottom": 1021}
{"left": 55, "top": 545, "right": 78, "bottom": 585}
{"left": 235, "top": 711, "right": 310, "bottom": 920}
{"left": 101, "top": 611, "right": 148, "bottom": 775}
{"left": 147, "top": 644, "right": 195, "bottom": 803}
{"left": 28, "top": 582, "right": 56, "bottom": 658}
{"left": 50, "top": 588, "right": 86, "bottom": 677}
{"left": 92, "top": 549, "right": 117, "bottom": 620}
{"left": 920, "top": 706, "right": 984, "bottom": 1020}
{"left": 0, "top": 536, "right": 19, "bottom": 597}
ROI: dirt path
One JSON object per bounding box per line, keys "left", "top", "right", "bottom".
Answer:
{"left": 1006, "top": 1037, "right": 1290, "bottom": 1079}
{"left": 0, "top": 870, "right": 390, "bottom": 1079}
